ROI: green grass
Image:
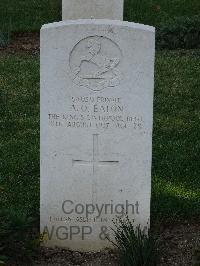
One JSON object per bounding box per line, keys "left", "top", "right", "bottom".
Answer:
{"left": 152, "top": 50, "right": 200, "bottom": 219}
{"left": 0, "top": 0, "right": 200, "bottom": 32}
{"left": 0, "top": 50, "right": 199, "bottom": 221}
{"left": 0, "top": 55, "right": 40, "bottom": 215}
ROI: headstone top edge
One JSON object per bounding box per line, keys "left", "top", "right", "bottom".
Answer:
{"left": 62, "top": 0, "right": 124, "bottom": 21}
{"left": 41, "top": 19, "right": 155, "bottom": 33}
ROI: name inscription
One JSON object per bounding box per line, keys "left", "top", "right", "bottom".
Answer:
{"left": 48, "top": 96, "right": 146, "bottom": 131}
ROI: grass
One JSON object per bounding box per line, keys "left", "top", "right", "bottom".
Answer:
{"left": 0, "top": 55, "right": 40, "bottom": 215}
{"left": 0, "top": 55, "right": 40, "bottom": 262}
{"left": 0, "top": 50, "right": 199, "bottom": 222}
{"left": 152, "top": 50, "right": 200, "bottom": 219}
{"left": 0, "top": 0, "right": 200, "bottom": 32}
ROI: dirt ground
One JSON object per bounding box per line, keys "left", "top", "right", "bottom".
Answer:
{"left": 0, "top": 32, "right": 40, "bottom": 55}
{"left": 34, "top": 221, "right": 200, "bottom": 266}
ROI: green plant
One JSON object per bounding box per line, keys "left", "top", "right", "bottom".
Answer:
{"left": 111, "top": 218, "right": 159, "bottom": 266}
{"left": 0, "top": 32, "right": 11, "bottom": 47}
{"left": 0, "top": 18, "right": 12, "bottom": 47}
{"left": 1, "top": 0, "right": 200, "bottom": 32}
{"left": 193, "top": 244, "right": 200, "bottom": 266}
{"left": 157, "top": 15, "right": 200, "bottom": 49}
{"left": 0, "top": 208, "right": 39, "bottom": 264}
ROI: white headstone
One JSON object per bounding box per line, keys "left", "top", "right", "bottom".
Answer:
{"left": 40, "top": 19, "right": 155, "bottom": 251}
{"left": 62, "top": 0, "right": 124, "bottom": 20}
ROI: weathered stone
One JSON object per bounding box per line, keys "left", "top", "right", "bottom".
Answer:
{"left": 40, "top": 19, "right": 155, "bottom": 251}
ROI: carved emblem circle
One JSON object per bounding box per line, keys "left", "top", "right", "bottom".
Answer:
{"left": 69, "top": 36, "right": 122, "bottom": 91}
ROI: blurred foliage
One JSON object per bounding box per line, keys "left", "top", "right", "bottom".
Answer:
{"left": 0, "top": 208, "right": 39, "bottom": 264}
{"left": 0, "top": 0, "right": 200, "bottom": 31}
{"left": 157, "top": 15, "right": 200, "bottom": 49}
{"left": 0, "top": 18, "right": 12, "bottom": 48}
{"left": 193, "top": 243, "right": 200, "bottom": 266}
{"left": 1, "top": 0, "right": 200, "bottom": 48}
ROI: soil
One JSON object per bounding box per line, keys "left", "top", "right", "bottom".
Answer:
{"left": 34, "top": 221, "right": 200, "bottom": 266}
{"left": 1, "top": 32, "right": 200, "bottom": 57}
{"left": 36, "top": 248, "right": 120, "bottom": 266}
{"left": 0, "top": 32, "right": 40, "bottom": 55}
{"left": 158, "top": 220, "right": 200, "bottom": 266}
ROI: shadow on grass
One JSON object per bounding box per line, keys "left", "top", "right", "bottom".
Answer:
{"left": 152, "top": 176, "right": 200, "bottom": 221}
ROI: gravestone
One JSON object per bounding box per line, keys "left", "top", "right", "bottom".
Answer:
{"left": 62, "top": 0, "right": 124, "bottom": 20}
{"left": 41, "top": 3, "right": 155, "bottom": 252}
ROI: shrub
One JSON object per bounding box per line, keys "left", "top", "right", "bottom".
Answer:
{"left": 111, "top": 218, "right": 159, "bottom": 266}
{"left": 0, "top": 18, "right": 12, "bottom": 48}
{"left": 157, "top": 15, "right": 200, "bottom": 49}
{"left": 0, "top": 32, "right": 11, "bottom": 48}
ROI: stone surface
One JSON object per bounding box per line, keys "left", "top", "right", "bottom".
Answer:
{"left": 40, "top": 19, "right": 155, "bottom": 251}
{"left": 62, "top": 0, "right": 124, "bottom": 20}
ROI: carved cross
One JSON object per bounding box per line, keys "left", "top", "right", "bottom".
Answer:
{"left": 73, "top": 134, "right": 119, "bottom": 174}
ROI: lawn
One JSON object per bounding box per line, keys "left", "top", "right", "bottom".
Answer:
{"left": 0, "top": 0, "right": 200, "bottom": 32}
{"left": 0, "top": 50, "right": 200, "bottom": 222}
{"left": 153, "top": 50, "right": 200, "bottom": 219}
{"left": 0, "top": 55, "right": 40, "bottom": 215}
